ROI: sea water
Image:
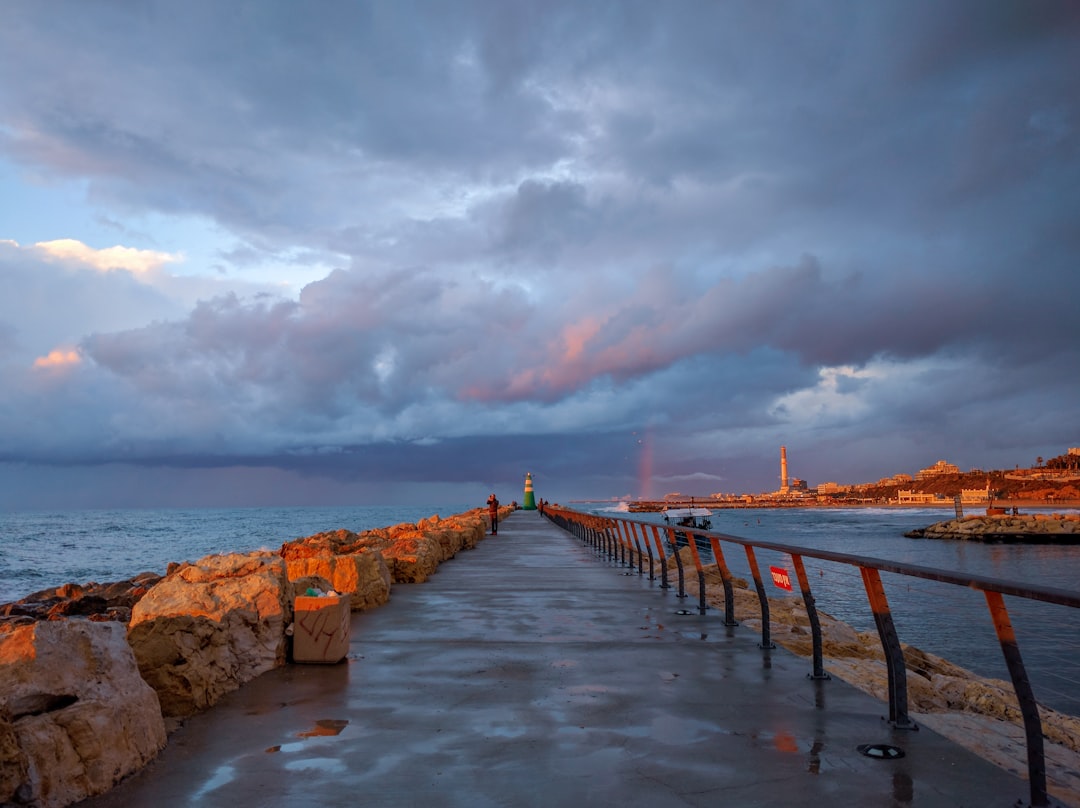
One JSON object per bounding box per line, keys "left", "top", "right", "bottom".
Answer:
{"left": 583, "top": 504, "right": 1080, "bottom": 716}
{"left": 0, "top": 504, "right": 473, "bottom": 604}
{"left": 2, "top": 502, "right": 1078, "bottom": 715}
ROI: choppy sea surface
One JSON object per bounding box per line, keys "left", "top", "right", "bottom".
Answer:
{"left": 582, "top": 504, "right": 1080, "bottom": 717}
{"left": 2, "top": 502, "right": 1078, "bottom": 715}
{"left": 0, "top": 504, "right": 473, "bottom": 604}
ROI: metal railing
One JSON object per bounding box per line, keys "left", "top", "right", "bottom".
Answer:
{"left": 543, "top": 505, "right": 1080, "bottom": 808}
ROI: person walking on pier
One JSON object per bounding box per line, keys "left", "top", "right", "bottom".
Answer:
{"left": 487, "top": 493, "right": 500, "bottom": 535}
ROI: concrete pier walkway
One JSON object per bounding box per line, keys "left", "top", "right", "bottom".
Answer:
{"left": 80, "top": 511, "right": 1030, "bottom": 807}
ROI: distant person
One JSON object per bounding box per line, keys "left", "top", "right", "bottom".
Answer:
{"left": 538, "top": 499, "right": 546, "bottom": 516}
{"left": 487, "top": 493, "right": 500, "bottom": 535}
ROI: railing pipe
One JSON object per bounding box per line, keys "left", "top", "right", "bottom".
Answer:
{"left": 681, "top": 532, "right": 709, "bottom": 615}
{"left": 665, "top": 527, "right": 688, "bottom": 599}
{"left": 985, "top": 590, "right": 1047, "bottom": 806}
{"left": 617, "top": 521, "right": 634, "bottom": 570}
{"left": 860, "top": 567, "right": 916, "bottom": 730}
{"left": 649, "top": 525, "right": 670, "bottom": 589}
{"left": 791, "top": 554, "right": 829, "bottom": 680}
{"left": 638, "top": 522, "right": 655, "bottom": 580}
{"left": 544, "top": 505, "right": 1080, "bottom": 808}
{"left": 706, "top": 536, "right": 738, "bottom": 626}
{"left": 744, "top": 545, "right": 775, "bottom": 649}
{"left": 626, "top": 522, "right": 645, "bottom": 575}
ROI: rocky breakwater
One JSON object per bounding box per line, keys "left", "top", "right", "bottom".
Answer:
{"left": 904, "top": 512, "right": 1080, "bottom": 542}
{"left": 0, "top": 508, "right": 491, "bottom": 807}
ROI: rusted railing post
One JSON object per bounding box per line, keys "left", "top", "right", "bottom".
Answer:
{"left": 650, "top": 525, "right": 670, "bottom": 589}
{"left": 665, "top": 527, "right": 688, "bottom": 599}
{"left": 791, "top": 554, "right": 829, "bottom": 680}
{"left": 860, "top": 567, "right": 916, "bottom": 729}
{"left": 640, "top": 522, "right": 655, "bottom": 580}
{"left": 681, "top": 532, "right": 709, "bottom": 615}
{"left": 744, "top": 546, "right": 775, "bottom": 649}
{"left": 707, "top": 536, "right": 738, "bottom": 626}
{"left": 626, "top": 522, "right": 645, "bottom": 575}
{"left": 619, "top": 520, "right": 629, "bottom": 567}
{"left": 985, "top": 590, "right": 1047, "bottom": 807}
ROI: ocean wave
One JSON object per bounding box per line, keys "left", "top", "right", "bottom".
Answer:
{"left": 593, "top": 502, "right": 631, "bottom": 513}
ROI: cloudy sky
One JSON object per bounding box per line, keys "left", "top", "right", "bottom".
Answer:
{"left": 1, "top": 2, "right": 1077, "bottom": 510}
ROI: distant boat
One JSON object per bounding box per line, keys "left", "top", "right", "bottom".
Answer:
{"left": 661, "top": 506, "right": 712, "bottom": 531}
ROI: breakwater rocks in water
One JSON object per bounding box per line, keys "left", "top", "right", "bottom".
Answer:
{"left": 903, "top": 512, "right": 1080, "bottom": 542}
{"left": 0, "top": 506, "right": 505, "bottom": 808}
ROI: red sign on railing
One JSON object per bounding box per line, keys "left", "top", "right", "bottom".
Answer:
{"left": 770, "top": 566, "right": 792, "bottom": 591}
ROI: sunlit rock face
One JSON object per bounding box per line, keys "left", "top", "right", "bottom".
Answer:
{"left": 280, "top": 530, "right": 392, "bottom": 611}
{"left": 0, "top": 617, "right": 166, "bottom": 807}
{"left": 0, "top": 573, "right": 162, "bottom": 622}
{"left": 418, "top": 513, "right": 488, "bottom": 557}
{"left": 126, "top": 551, "right": 291, "bottom": 718}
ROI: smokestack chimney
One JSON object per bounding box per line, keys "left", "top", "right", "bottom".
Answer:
{"left": 780, "top": 446, "right": 789, "bottom": 491}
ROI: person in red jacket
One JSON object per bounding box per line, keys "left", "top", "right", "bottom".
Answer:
{"left": 487, "top": 493, "right": 500, "bottom": 535}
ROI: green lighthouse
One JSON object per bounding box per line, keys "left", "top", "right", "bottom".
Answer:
{"left": 522, "top": 472, "right": 537, "bottom": 510}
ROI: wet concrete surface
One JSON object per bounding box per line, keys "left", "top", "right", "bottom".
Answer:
{"left": 79, "top": 511, "right": 1032, "bottom": 807}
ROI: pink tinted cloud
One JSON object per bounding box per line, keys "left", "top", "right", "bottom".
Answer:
{"left": 32, "top": 348, "right": 81, "bottom": 370}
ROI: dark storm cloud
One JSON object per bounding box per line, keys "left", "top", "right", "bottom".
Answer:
{"left": 0, "top": 1, "right": 1078, "bottom": 502}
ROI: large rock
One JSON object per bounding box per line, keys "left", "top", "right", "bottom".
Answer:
{"left": 381, "top": 526, "right": 443, "bottom": 583}
{"left": 1, "top": 573, "right": 161, "bottom": 623}
{"left": 419, "top": 514, "right": 487, "bottom": 557}
{"left": 0, "top": 617, "right": 166, "bottom": 807}
{"left": 126, "top": 552, "right": 291, "bottom": 718}
{"left": 281, "top": 531, "right": 391, "bottom": 612}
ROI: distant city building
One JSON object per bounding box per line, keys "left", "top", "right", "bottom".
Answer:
{"left": 916, "top": 460, "right": 960, "bottom": 479}
{"left": 897, "top": 489, "right": 941, "bottom": 503}
{"left": 816, "top": 482, "right": 850, "bottom": 494}
{"left": 1069, "top": 448, "right": 1080, "bottom": 456}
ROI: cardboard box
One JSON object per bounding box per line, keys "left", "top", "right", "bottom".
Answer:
{"left": 293, "top": 594, "right": 350, "bottom": 663}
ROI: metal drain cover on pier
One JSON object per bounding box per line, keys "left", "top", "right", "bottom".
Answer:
{"left": 857, "top": 744, "right": 905, "bottom": 759}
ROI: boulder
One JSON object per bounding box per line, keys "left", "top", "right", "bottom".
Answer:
{"left": 126, "top": 552, "right": 291, "bottom": 719}
{"left": 0, "top": 617, "right": 166, "bottom": 807}
{"left": 0, "top": 573, "right": 161, "bottom": 622}
{"left": 419, "top": 513, "right": 487, "bottom": 554}
{"left": 283, "top": 552, "right": 391, "bottom": 612}
{"left": 288, "top": 575, "right": 335, "bottom": 596}
{"left": 381, "top": 527, "right": 442, "bottom": 583}
{"left": 280, "top": 530, "right": 392, "bottom": 611}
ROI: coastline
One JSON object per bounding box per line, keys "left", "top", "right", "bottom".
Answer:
{"left": 615, "top": 498, "right": 1080, "bottom": 512}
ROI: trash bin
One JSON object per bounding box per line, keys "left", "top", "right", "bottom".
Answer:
{"left": 292, "top": 593, "right": 350, "bottom": 664}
